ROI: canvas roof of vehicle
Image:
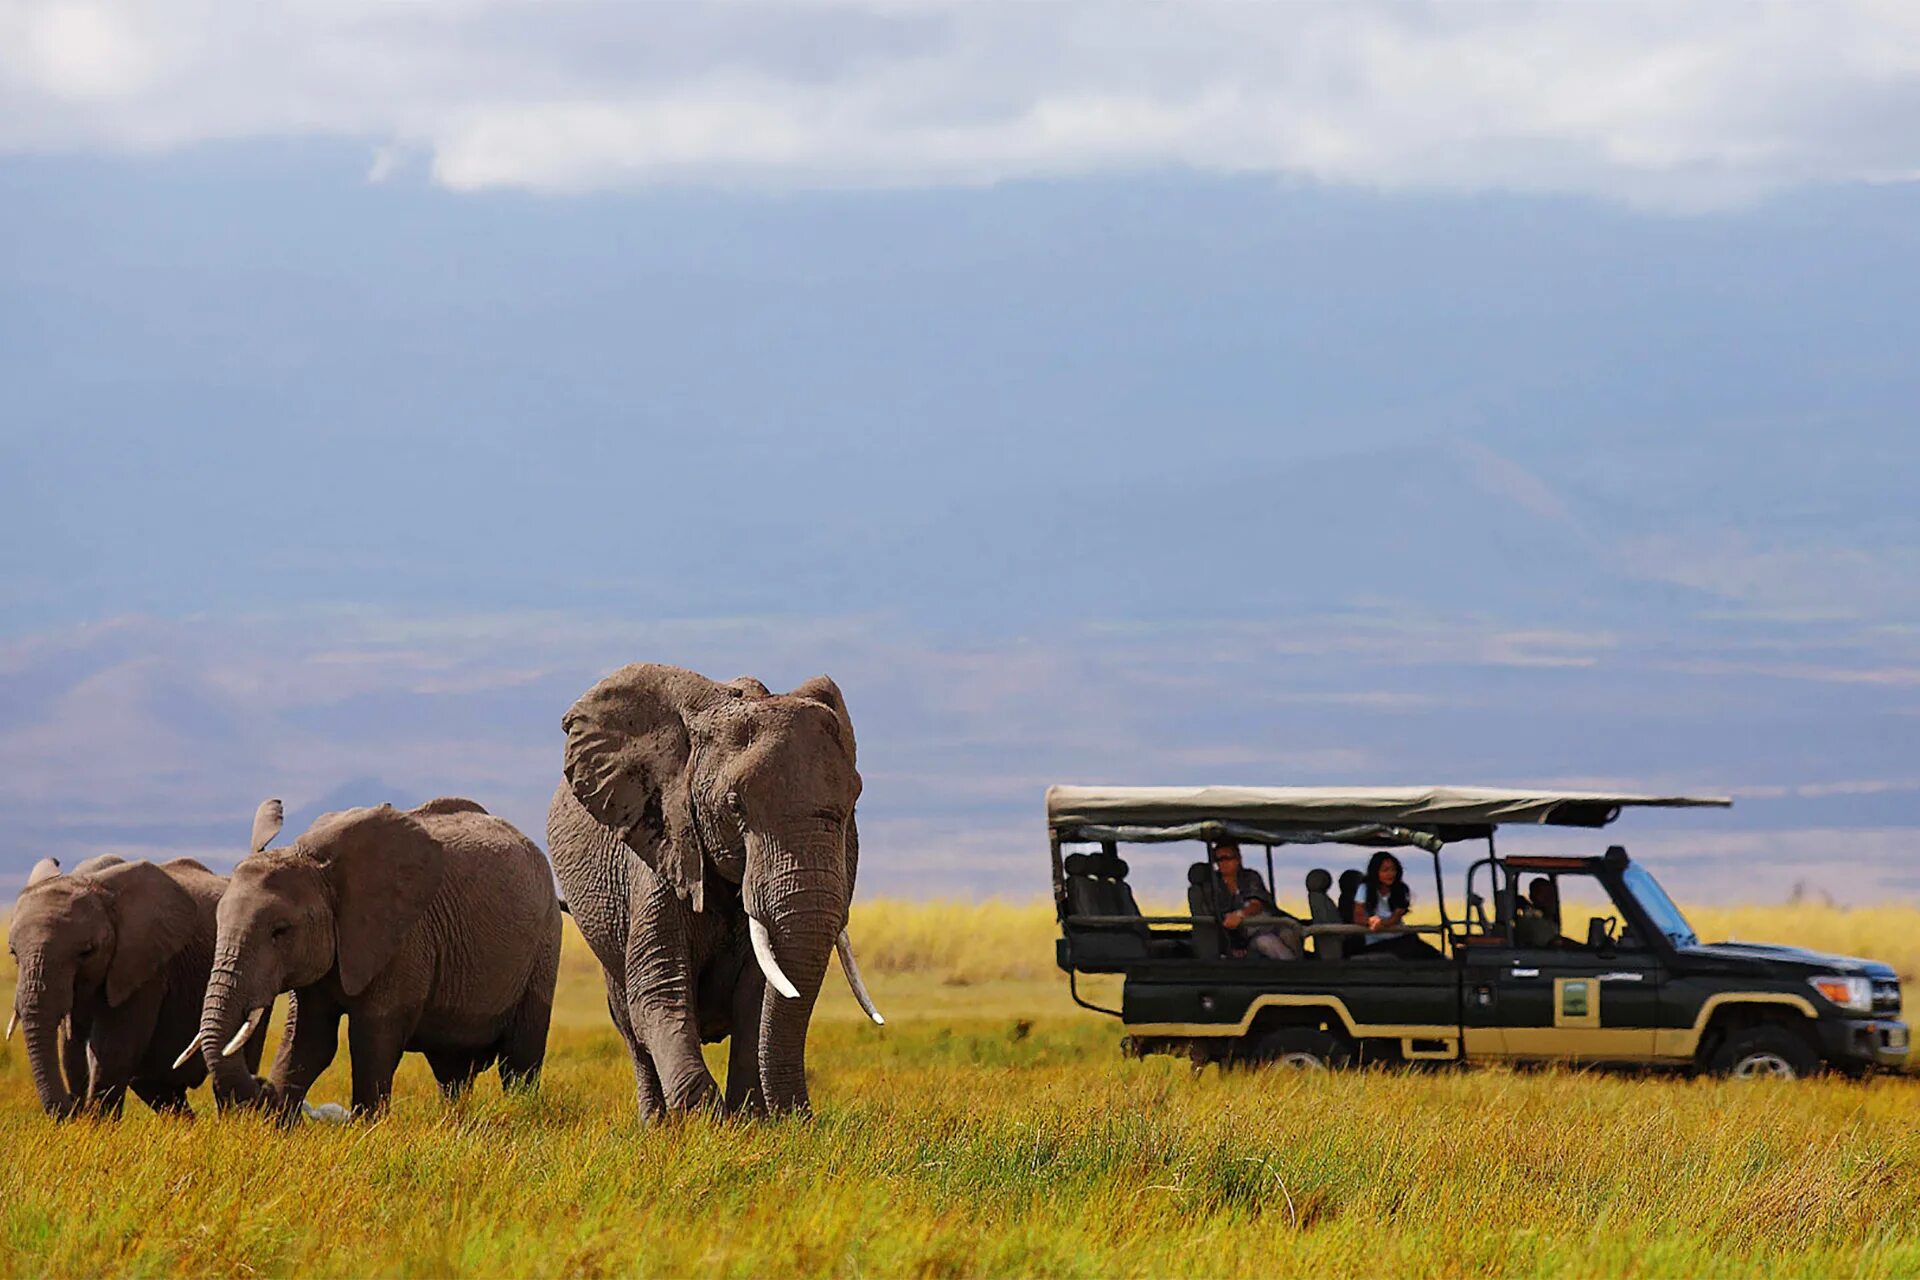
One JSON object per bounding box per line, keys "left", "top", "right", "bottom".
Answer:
{"left": 1045, "top": 785, "right": 1729, "bottom": 846}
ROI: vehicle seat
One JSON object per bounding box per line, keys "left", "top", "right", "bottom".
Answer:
{"left": 1063, "top": 851, "right": 1174, "bottom": 970}
{"left": 1305, "top": 868, "right": 1342, "bottom": 958}
{"left": 1188, "top": 863, "right": 1223, "bottom": 959}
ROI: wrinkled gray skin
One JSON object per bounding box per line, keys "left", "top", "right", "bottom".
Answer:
{"left": 7, "top": 854, "right": 263, "bottom": 1119}
{"left": 549, "top": 664, "right": 870, "bottom": 1119}
{"left": 199, "top": 798, "right": 561, "bottom": 1121}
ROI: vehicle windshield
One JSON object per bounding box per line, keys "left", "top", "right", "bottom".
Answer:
{"left": 1622, "top": 865, "right": 1697, "bottom": 947}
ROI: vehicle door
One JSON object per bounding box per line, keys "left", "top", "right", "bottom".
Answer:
{"left": 1464, "top": 869, "right": 1661, "bottom": 1061}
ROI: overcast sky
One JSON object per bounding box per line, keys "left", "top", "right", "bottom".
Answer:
{"left": 4, "top": 2, "right": 1918, "bottom": 903}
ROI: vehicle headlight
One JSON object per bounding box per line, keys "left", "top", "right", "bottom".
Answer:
{"left": 1809, "top": 975, "right": 1873, "bottom": 1013}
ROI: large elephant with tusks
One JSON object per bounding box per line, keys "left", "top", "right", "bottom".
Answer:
{"left": 548, "top": 664, "right": 883, "bottom": 1119}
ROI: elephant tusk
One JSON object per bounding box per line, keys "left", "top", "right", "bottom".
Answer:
{"left": 835, "top": 929, "right": 885, "bottom": 1026}
{"left": 171, "top": 1036, "right": 205, "bottom": 1070}
{"left": 748, "top": 917, "right": 801, "bottom": 1000}
{"left": 4, "top": 1010, "right": 14, "bottom": 1042}
{"left": 222, "top": 1008, "right": 266, "bottom": 1058}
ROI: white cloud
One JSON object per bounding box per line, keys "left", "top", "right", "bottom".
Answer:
{"left": 12, "top": 3, "right": 155, "bottom": 101}
{"left": 0, "top": 1, "right": 1918, "bottom": 206}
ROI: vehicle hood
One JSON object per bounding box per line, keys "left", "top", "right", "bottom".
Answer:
{"left": 1676, "top": 941, "right": 1897, "bottom": 979}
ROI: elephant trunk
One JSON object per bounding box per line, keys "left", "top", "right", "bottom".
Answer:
{"left": 198, "top": 952, "right": 263, "bottom": 1108}
{"left": 15, "top": 957, "right": 78, "bottom": 1119}
{"left": 746, "top": 830, "right": 846, "bottom": 1116}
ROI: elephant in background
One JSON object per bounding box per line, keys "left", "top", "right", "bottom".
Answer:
{"left": 196, "top": 797, "right": 561, "bottom": 1120}
{"left": 7, "top": 847, "right": 264, "bottom": 1120}
{"left": 549, "top": 663, "right": 883, "bottom": 1120}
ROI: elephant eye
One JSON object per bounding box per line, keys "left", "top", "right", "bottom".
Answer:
{"left": 271, "top": 922, "right": 291, "bottom": 939}
{"left": 725, "top": 790, "right": 744, "bottom": 815}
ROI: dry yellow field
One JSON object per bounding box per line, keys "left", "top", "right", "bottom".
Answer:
{"left": 3, "top": 899, "right": 1919, "bottom": 1278}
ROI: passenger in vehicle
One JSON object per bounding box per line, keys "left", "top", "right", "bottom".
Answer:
{"left": 1354, "top": 851, "right": 1440, "bottom": 958}
{"left": 1206, "top": 840, "right": 1303, "bottom": 961}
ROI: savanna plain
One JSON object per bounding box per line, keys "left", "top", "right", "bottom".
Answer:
{"left": 4, "top": 901, "right": 1919, "bottom": 1279}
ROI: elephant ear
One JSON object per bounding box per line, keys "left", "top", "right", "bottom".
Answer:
{"left": 92, "top": 861, "right": 199, "bottom": 1008}
{"left": 307, "top": 806, "right": 447, "bottom": 997}
{"left": 561, "top": 664, "right": 715, "bottom": 910}
{"left": 70, "top": 854, "right": 125, "bottom": 877}
{"left": 26, "top": 857, "right": 62, "bottom": 887}
{"left": 250, "top": 799, "right": 285, "bottom": 852}
{"left": 788, "top": 675, "right": 857, "bottom": 765}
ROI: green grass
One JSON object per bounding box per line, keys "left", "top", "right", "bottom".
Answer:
{"left": 4, "top": 900, "right": 1919, "bottom": 1277}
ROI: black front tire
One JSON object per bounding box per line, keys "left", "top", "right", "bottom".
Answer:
{"left": 1238, "top": 1027, "right": 1353, "bottom": 1071}
{"left": 1707, "top": 1024, "right": 1821, "bottom": 1080}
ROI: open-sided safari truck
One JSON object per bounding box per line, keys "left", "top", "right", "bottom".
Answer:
{"left": 1050, "top": 785, "right": 1908, "bottom": 1079}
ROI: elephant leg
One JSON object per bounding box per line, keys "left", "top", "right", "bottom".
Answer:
{"left": 345, "top": 1013, "right": 409, "bottom": 1118}
{"left": 270, "top": 995, "right": 341, "bottom": 1118}
{"left": 131, "top": 1079, "right": 193, "bottom": 1118}
{"left": 724, "top": 965, "right": 768, "bottom": 1118}
{"left": 498, "top": 943, "right": 557, "bottom": 1093}
{"left": 603, "top": 976, "right": 665, "bottom": 1121}
{"left": 83, "top": 994, "right": 161, "bottom": 1120}
{"left": 426, "top": 1050, "right": 478, "bottom": 1102}
{"left": 82, "top": 1045, "right": 130, "bottom": 1120}
{"left": 625, "top": 864, "right": 716, "bottom": 1113}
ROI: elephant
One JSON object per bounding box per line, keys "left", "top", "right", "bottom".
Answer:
{"left": 548, "top": 663, "right": 883, "bottom": 1121}
{"left": 194, "top": 796, "right": 562, "bottom": 1120}
{"left": 6, "top": 849, "right": 264, "bottom": 1120}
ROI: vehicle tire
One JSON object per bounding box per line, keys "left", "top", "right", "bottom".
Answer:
{"left": 1239, "top": 1027, "right": 1353, "bottom": 1071}
{"left": 1708, "top": 1023, "right": 1821, "bottom": 1080}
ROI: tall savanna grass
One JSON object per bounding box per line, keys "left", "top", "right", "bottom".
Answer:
{"left": 3, "top": 899, "right": 1918, "bottom": 1278}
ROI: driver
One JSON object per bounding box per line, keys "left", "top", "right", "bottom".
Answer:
{"left": 1513, "top": 877, "right": 1563, "bottom": 948}
{"left": 1206, "top": 840, "right": 1302, "bottom": 961}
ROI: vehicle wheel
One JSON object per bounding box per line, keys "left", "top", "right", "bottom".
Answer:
{"left": 1240, "top": 1027, "right": 1353, "bottom": 1071}
{"left": 1708, "top": 1024, "right": 1821, "bottom": 1080}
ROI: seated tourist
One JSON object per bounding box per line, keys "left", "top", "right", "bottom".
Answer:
{"left": 1353, "top": 850, "right": 1441, "bottom": 959}
{"left": 1206, "top": 840, "right": 1303, "bottom": 961}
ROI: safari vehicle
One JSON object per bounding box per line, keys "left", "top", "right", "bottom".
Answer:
{"left": 1050, "top": 785, "right": 1908, "bottom": 1079}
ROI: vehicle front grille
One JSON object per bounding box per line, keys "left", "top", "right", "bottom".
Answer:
{"left": 1872, "top": 979, "right": 1901, "bottom": 1015}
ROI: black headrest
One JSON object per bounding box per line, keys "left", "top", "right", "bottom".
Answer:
{"left": 1064, "top": 851, "right": 1128, "bottom": 879}
{"left": 1188, "top": 862, "right": 1212, "bottom": 887}
{"left": 1305, "top": 868, "right": 1332, "bottom": 893}
{"left": 1338, "top": 870, "right": 1364, "bottom": 892}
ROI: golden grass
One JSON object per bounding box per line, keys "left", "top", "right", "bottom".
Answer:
{"left": 3, "top": 899, "right": 1918, "bottom": 1278}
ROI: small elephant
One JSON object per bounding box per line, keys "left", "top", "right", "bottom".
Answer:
{"left": 195, "top": 797, "right": 562, "bottom": 1119}
{"left": 7, "top": 852, "right": 263, "bottom": 1119}
{"left": 549, "top": 664, "right": 883, "bottom": 1120}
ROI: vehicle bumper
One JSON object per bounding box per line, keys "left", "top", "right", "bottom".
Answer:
{"left": 1819, "top": 1017, "right": 1908, "bottom": 1069}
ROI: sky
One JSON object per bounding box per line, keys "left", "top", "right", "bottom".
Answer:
{"left": 3, "top": 1, "right": 1919, "bottom": 905}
